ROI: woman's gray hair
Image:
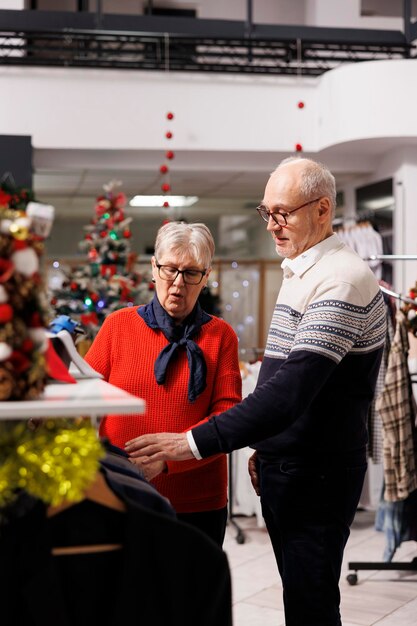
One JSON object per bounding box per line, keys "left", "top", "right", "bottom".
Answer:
{"left": 275, "top": 156, "right": 337, "bottom": 216}
{"left": 154, "top": 221, "right": 215, "bottom": 269}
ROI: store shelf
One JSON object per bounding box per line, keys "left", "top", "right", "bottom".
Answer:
{"left": 0, "top": 379, "right": 145, "bottom": 420}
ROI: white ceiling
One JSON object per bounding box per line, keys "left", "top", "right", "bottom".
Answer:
{"left": 33, "top": 143, "right": 386, "bottom": 222}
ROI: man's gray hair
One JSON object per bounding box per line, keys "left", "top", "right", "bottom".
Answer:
{"left": 275, "top": 156, "right": 337, "bottom": 216}
{"left": 154, "top": 221, "right": 215, "bottom": 269}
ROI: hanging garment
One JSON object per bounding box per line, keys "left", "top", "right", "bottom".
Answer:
{"left": 375, "top": 487, "right": 417, "bottom": 561}
{"left": 376, "top": 311, "right": 417, "bottom": 501}
{"left": 1, "top": 485, "right": 232, "bottom": 626}
{"left": 368, "top": 303, "right": 395, "bottom": 463}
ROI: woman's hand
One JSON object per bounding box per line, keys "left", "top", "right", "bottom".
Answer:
{"left": 129, "top": 457, "right": 166, "bottom": 482}
{"left": 125, "top": 432, "right": 194, "bottom": 463}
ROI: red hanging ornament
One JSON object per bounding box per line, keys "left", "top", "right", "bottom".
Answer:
{"left": 85, "top": 233, "right": 93, "bottom": 241}
{"left": 166, "top": 112, "right": 174, "bottom": 120}
{"left": 70, "top": 281, "right": 78, "bottom": 291}
{"left": 161, "top": 183, "right": 171, "bottom": 193}
{"left": 123, "top": 229, "right": 132, "bottom": 238}
{"left": 166, "top": 151, "right": 175, "bottom": 160}
{"left": 100, "top": 230, "right": 108, "bottom": 238}
{"left": 29, "top": 311, "right": 42, "bottom": 328}
{"left": 0, "top": 303, "right": 13, "bottom": 323}
{"left": 163, "top": 201, "right": 170, "bottom": 208}
{"left": 165, "top": 131, "right": 173, "bottom": 139}
{"left": 160, "top": 164, "right": 169, "bottom": 174}
{"left": 10, "top": 350, "right": 31, "bottom": 374}
{"left": 295, "top": 143, "right": 303, "bottom": 152}
{"left": 21, "top": 338, "right": 34, "bottom": 353}
{"left": 297, "top": 101, "right": 305, "bottom": 109}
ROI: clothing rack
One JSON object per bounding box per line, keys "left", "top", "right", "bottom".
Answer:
{"left": 379, "top": 285, "right": 416, "bottom": 306}
{"left": 367, "top": 254, "right": 417, "bottom": 261}
{"left": 348, "top": 262, "right": 417, "bottom": 584}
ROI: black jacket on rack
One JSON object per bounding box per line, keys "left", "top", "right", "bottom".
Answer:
{"left": 0, "top": 460, "right": 232, "bottom": 626}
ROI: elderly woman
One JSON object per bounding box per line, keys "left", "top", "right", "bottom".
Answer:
{"left": 85, "top": 221, "right": 241, "bottom": 545}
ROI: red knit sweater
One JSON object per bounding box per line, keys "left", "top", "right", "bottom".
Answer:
{"left": 85, "top": 307, "right": 242, "bottom": 513}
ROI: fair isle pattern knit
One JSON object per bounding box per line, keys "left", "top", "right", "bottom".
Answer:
{"left": 190, "top": 234, "right": 387, "bottom": 464}
{"left": 266, "top": 291, "right": 385, "bottom": 362}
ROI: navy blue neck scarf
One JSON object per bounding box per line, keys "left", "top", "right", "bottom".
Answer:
{"left": 137, "top": 295, "right": 211, "bottom": 403}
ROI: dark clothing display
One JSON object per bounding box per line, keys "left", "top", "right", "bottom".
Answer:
{"left": 1, "top": 492, "right": 232, "bottom": 626}
{"left": 100, "top": 444, "right": 175, "bottom": 517}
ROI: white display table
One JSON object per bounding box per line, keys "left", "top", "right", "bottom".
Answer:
{"left": 0, "top": 379, "right": 145, "bottom": 420}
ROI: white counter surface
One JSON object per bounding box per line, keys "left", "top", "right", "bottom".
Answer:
{"left": 0, "top": 379, "right": 145, "bottom": 420}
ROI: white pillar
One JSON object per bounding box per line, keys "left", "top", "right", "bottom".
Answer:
{"left": 394, "top": 159, "right": 417, "bottom": 295}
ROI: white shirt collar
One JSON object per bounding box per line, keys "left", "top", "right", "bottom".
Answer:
{"left": 281, "top": 233, "right": 342, "bottom": 278}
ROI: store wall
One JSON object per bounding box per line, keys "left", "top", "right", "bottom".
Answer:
{"left": 305, "top": 0, "right": 402, "bottom": 29}
{"left": 318, "top": 60, "right": 417, "bottom": 149}
{"left": 0, "top": 67, "right": 318, "bottom": 154}
{"left": 25, "top": 0, "right": 405, "bottom": 30}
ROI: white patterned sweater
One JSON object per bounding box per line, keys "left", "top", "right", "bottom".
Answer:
{"left": 192, "top": 234, "right": 387, "bottom": 466}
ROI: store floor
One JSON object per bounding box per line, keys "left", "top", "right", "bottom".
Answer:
{"left": 223, "top": 509, "right": 417, "bottom": 626}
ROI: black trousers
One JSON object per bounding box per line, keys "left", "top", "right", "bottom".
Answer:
{"left": 177, "top": 506, "right": 228, "bottom": 547}
{"left": 258, "top": 457, "right": 367, "bottom": 626}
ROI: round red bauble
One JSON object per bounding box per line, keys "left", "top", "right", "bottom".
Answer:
{"left": 165, "top": 131, "right": 173, "bottom": 139}
{"left": 123, "top": 229, "right": 132, "bottom": 238}
{"left": 166, "top": 151, "right": 175, "bottom": 160}
{"left": 297, "top": 101, "right": 305, "bottom": 109}
{"left": 29, "top": 312, "right": 42, "bottom": 328}
{"left": 70, "top": 281, "right": 78, "bottom": 291}
{"left": 163, "top": 201, "right": 170, "bottom": 208}
{"left": 100, "top": 230, "right": 108, "bottom": 238}
{"left": 166, "top": 112, "right": 174, "bottom": 120}
{"left": 90, "top": 293, "right": 99, "bottom": 302}
{"left": 295, "top": 143, "right": 303, "bottom": 152}
{"left": 85, "top": 234, "right": 93, "bottom": 241}
{"left": 0, "top": 303, "right": 13, "bottom": 323}
{"left": 161, "top": 183, "right": 171, "bottom": 192}
{"left": 21, "top": 338, "right": 34, "bottom": 353}
{"left": 160, "top": 164, "right": 169, "bottom": 174}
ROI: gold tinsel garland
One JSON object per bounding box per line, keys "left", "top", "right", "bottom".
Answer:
{"left": 0, "top": 419, "right": 104, "bottom": 508}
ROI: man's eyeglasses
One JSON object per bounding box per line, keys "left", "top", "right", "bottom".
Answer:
{"left": 156, "top": 263, "right": 207, "bottom": 285}
{"left": 256, "top": 197, "right": 321, "bottom": 227}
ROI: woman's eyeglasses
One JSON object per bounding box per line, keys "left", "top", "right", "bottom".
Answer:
{"left": 256, "top": 197, "right": 321, "bottom": 226}
{"left": 156, "top": 263, "right": 207, "bottom": 285}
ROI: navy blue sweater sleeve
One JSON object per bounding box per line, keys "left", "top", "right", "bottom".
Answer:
{"left": 191, "top": 349, "right": 337, "bottom": 456}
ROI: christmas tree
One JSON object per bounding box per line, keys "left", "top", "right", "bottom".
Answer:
{"left": 0, "top": 175, "right": 54, "bottom": 400}
{"left": 51, "top": 181, "right": 154, "bottom": 339}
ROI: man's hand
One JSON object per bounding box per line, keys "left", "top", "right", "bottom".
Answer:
{"left": 248, "top": 451, "right": 260, "bottom": 496}
{"left": 125, "top": 432, "right": 193, "bottom": 463}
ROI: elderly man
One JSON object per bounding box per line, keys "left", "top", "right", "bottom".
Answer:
{"left": 125, "top": 157, "right": 386, "bottom": 626}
